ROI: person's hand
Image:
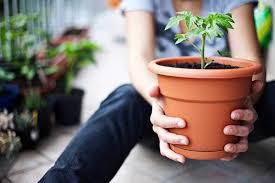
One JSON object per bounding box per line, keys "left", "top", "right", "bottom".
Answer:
{"left": 222, "top": 80, "right": 263, "bottom": 161}
{"left": 149, "top": 86, "right": 188, "bottom": 163}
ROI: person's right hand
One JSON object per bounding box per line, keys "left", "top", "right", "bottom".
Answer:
{"left": 149, "top": 86, "right": 189, "bottom": 163}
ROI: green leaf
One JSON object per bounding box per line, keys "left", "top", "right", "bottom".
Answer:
{"left": 0, "top": 68, "right": 15, "bottom": 81}
{"left": 26, "top": 69, "right": 35, "bottom": 80}
{"left": 165, "top": 16, "right": 182, "bottom": 30}
{"left": 174, "top": 34, "right": 189, "bottom": 44}
{"left": 43, "top": 66, "right": 58, "bottom": 75}
{"left": 217, "top": 50, "right": 231, "bottom": 57}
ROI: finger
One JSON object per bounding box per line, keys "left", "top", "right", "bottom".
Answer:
{"left": 159, "top": 140, "right": 186, "bottom": 163}
{"left": 224, "top": 138, "right": 248, "bottom": 153}
{"left": 149, "top": 86, "right": 160, "bottom": 98}
{"left": 251, "top": 80, "right": 263, "bottom": 96}
{"left": 151, "top": 102, "right": 185, "bottom": 128}
{"left": 224, "top": 124, "right": 252, "bottom": 137}
{"left": 250, "top": 80, "right": 264, "bottom": 104}
{"left": 152, "top": 126, "right": 189, "bottom": 145}
{"left": 221, "top": 154, "right": 238, "bottom": 161}
{"left": 231, "top": 109, "right": 257, "bottom": 123}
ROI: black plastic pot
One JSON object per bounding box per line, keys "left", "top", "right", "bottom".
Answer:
{"left": 16, "top": 126, "right": 40, "bottom": 149}
{"left": 38, "top": 101, "right": 55, "bottom": 137}
{"left": 54, "top": 88, "right": 84, "bottom": 125}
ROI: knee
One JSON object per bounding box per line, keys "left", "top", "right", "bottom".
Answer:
{"left": 100, "top": 84, "right": 142, "bottom": 107}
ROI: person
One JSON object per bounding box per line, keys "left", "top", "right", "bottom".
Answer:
{"left": 39, "top": 0, "right": 274, "bottom": 182}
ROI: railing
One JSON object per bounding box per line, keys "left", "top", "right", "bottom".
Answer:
{"left": 1, "top": 0, "right": 106, "bottom": 35}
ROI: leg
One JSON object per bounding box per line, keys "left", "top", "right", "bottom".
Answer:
{"left": 250, "top": 81, "right": 275, "bottom": 142}
{"left": 39, "top": 84, "right": 152, "bottom": 183}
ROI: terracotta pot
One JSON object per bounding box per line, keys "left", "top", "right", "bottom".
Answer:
{"left": 148, "top": 56, "right": 262, "bottom": 160}
{"left": 50, "top": 27, "right": 90, "bottom": 47}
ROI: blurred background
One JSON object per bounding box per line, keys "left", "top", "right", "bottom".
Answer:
{"left": 0, "top": 0, "right": 274, "bottom": 183}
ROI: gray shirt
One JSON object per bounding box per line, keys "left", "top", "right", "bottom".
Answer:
{"left": 121, "top": 0, "right": 258, "bottom": 58}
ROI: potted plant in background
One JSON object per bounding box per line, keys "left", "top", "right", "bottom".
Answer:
{"left": 14, "top": 90, "right": 44, "bottom": 148}
{"left": 148, "top": 11, "right": 262, "bottom": 160}
{"left": 49, "top": 26, "right": 90, "bottom": 47}
{"left": 54, "top": 40, "right": 99, "bottom": 125}
{"left": 0, "top": 14, "right": 64, "bottom": 95}
{"left": 0, "top": 110, "right": 21, "bottom": 180}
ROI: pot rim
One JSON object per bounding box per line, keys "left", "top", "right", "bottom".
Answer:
{"left": 148, "top": 56, "right": 262, "bottom": 79}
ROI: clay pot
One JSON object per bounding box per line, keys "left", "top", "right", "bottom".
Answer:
{"left": 50, "top": 27, "right": 89, "bottom": 47}
{"left": 148, "top": 56, "right": 262, "bottom": 160}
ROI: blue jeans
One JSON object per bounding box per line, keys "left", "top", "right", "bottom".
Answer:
{"left": 39, "top": 82, "right": 275, "bottom": 183}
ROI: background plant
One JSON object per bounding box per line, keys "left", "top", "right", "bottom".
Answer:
{"left": 165, "top": 11, "right": 235, "bottom": 69}
{"left": 0, "top": 110, "right": 21, "bottom": 158}
{"left": 54, "top": 40, "right": 100, "bottom": 94}
{"left": 0, "top": 68, "right": 15, "bottom": 93}
{"left": 0, "top": 13, "right": 56, "bottom": 87}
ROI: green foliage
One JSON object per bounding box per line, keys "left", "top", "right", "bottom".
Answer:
{"left": 0, "top": 131, "right": 21, "bottom": 158}
{"left": 0, "top": 14, "right": 47, "bottom": 62}
{"left": 0, "top": 68, "right": 15, "bottom": 93}
{"left": 53, "top": 40, "right": 100, "bottom": 94}
{"left": 217, "top": 50, "right": 231, "bottom": 57}
{"left": 24, "top": 90, "right": 45, "bottom": 112}
{"left": 0, "top": 13, "right": 56, "bottom": 87}
{"left": 165, "top": 11, "right": 235, "bottom": 69}
{"left": 14, "top": 111, "right": 33, "bottom": 131}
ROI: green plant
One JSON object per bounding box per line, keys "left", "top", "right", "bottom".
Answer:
{"left": 0, "top": 14, "right": 47, "bottom": 62}
{"left": 24, "top": 90, "right": 45, "bottom": 112}
{"left": 0, "top": 68, "right": 15, "bottom": 93}
{"left": 0, "top": 131, "right": 21, "bottom": 158}
{"left": 165, "top": 11, "right": 235, "bottom": 69}
{"left": 14, "top": 110, "right": 34, "bottom": 132}
{"left": 0, "top": 14, "right": 56, "bottom": 86}
{"left": 56, "top": 40, "right": 100, "bottom": 94}
{"left": 0, "top": 110, "right": 21, "bottom": 158}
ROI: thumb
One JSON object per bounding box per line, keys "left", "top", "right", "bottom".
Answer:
{"left": 251, "top": 80, "right": 263, "bottom": 96}
{"left": 149, "top": 86, "right": 161, "bottom": 98}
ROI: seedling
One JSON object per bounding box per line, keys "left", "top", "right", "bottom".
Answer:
{"left": 165, "top": 11, "right": 235, "bottom": 69}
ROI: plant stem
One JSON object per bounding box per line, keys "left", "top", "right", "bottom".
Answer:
{"left": 201, "top": 34, "right": 206, "bottom": 69}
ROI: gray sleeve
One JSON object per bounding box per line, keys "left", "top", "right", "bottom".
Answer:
{"left": 120, "top": 0, "right": 154, "bottom": 13}
{"left": 221, "top": 0, "right": 258, "bottom": 13}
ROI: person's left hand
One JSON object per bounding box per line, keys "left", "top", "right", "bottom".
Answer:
{"left": 221, "top": 80, "right": 263, "bottom": 161}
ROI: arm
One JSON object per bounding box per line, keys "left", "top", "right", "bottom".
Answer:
{"left": 126, "top": 11, "right": 188, "bottom": 163}
{"left": 126, "top": 11, "right": 157, "bottom": 103}
{"left": 228, "top": 3, "right": 266, "bottom": 102}
{"left": 222, "top": 4, "right": 265, "bottom": 160}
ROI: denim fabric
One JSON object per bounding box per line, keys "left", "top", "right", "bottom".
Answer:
{"left": 39, "top": 82, "right": 275, "bottom": 183}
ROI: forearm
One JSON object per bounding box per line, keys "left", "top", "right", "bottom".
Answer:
{"left": 129, "top": 55, "right": 157, "bottom": 104}
{"left": 229, "top": 3, "right": 266, "bottom": 104}
{"left": 126, "top": 11, "right": 156, "bottom": 104}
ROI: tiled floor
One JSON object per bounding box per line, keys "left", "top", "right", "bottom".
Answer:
{"left": 3, "top": 8, "right": 275, "bottom": 183}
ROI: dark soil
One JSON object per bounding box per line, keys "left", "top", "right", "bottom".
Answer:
{"left": 161, "top": 62, "right": 239, "bottom": 69}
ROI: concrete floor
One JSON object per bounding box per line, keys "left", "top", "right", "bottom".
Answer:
{"left": 2, "top": 9, "right": 275, "bottom": 183}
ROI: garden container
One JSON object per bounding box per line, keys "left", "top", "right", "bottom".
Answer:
{"left": 54, "top": 88, "right": 84, "bottom": 125}
{"left": 148, "top": 56, "right": 262, "bottom": 160}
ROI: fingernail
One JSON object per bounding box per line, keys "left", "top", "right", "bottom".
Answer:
{"left": 180, "top": 139, "right": 187, "bottom": 145}
{"left": 231, "top": 113, "right": 240, "bottom": 120}
{"left": 177, "top": 121, "right": 185, "bottom": 128}
{"left": 224, "top": 127, "right": 233, "bottom": 135}
{"left": 225, "top": 144, "right": 233, "bottom": 152}
{"left": 177, "top": 157, "right": 184, "bottom": 163}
